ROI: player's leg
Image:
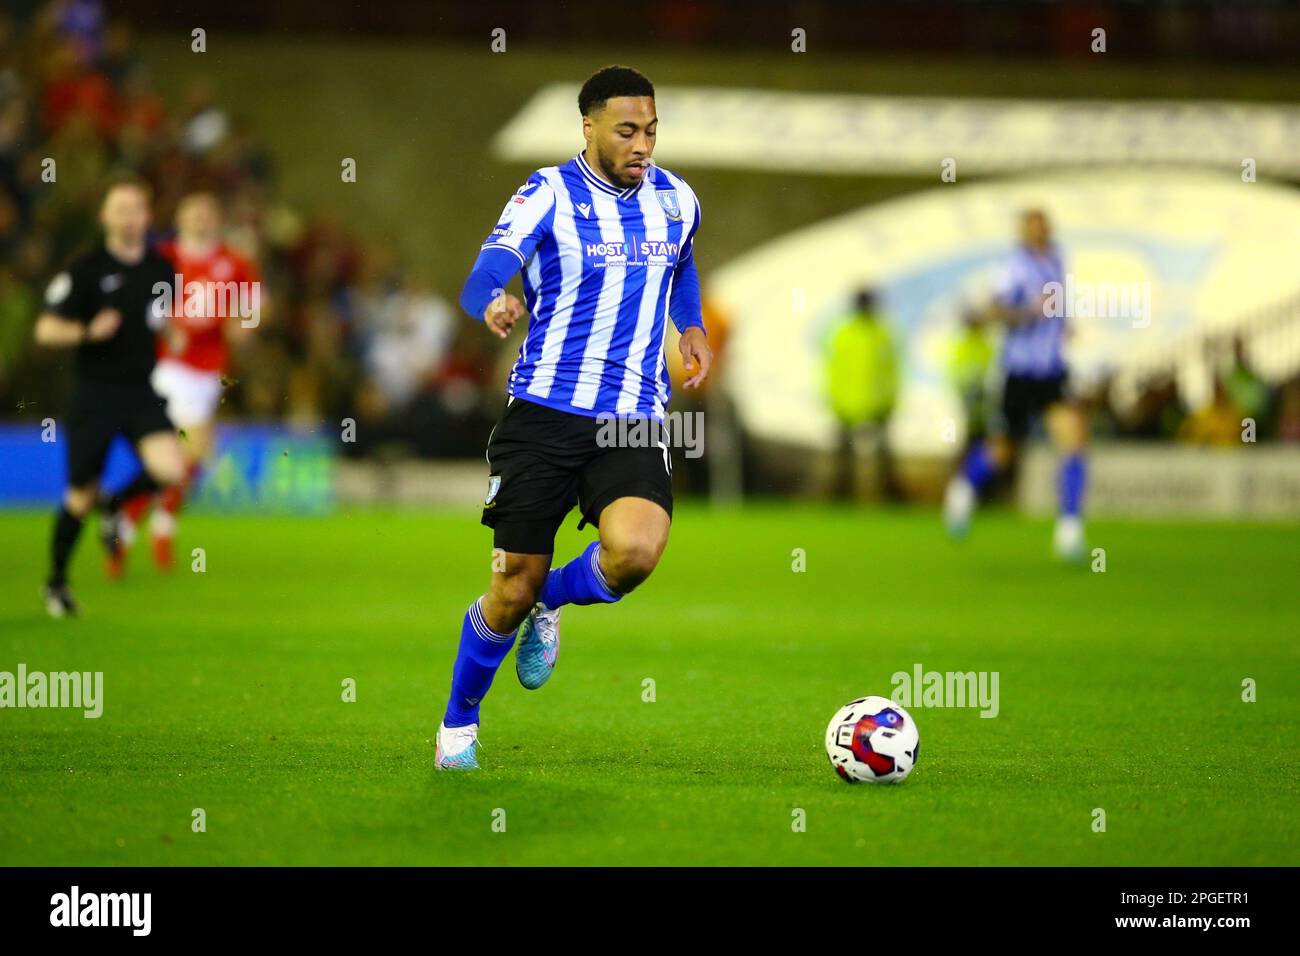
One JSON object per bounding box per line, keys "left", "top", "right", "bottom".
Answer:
{"left": 148, "top": 363, "right": 221, "bottom": 569}
{"left": 45, "top": 395, "right": 116, "bottom": 614}
{"left": 150, "top": 419, "right": 212, "bottom": 570}
{"left": 44, "top": 481, "right": 99, "bottom": 617}
{"left": 946, "top": 378, "right": 1023, "bottom": 537}
{"left": 1046, "top": 400, "right": 1089, "bottom": 561}
{"left": 437, "top": 398, "right": 577, "bottom": 769}
{"left": 438, "top": 551, "right": 550, "bottom": 759}
{"left": 519, "top": 494, "right": 670, "bottom": 686}
{"left": 100, "top": 430, "right": 185, "bottom": 515}
{"left": 592, "top": 496, "right": 671, "bottom": 594}
{"left": 543, "top": 435, "right": 674, "bottom": 608}
{"left": 100, "top": 385, "right": 186, "bottom": 565}
{"left": 437, "top": 554, "right": 552, "bottom": 771}
{"left": 516, "top": 437, "right": 674, "bottom": 688}
{"left": 112, "top": 361, "right": 180, "bottom": 567}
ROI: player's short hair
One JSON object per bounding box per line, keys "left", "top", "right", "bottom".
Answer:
{"left": 578, "top": 66, "right": 655, "bottom": 117}
{"left": 854, "top": 288, "right": 878, "bottom": 315}
{"left": 100, "top": 172, "right": 153, "bottom": 206}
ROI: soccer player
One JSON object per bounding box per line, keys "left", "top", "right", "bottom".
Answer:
{"left": 109, "top": 191, "right": 260, "bottom": 574}
{"left": 943, "top": 209, "right": 1089, "bottom": 560}
{"left": 435, "top": 65, "right": 712, "bottom": 770}
{"left": 34, "top": 176, "right": 186, "bottom": 616}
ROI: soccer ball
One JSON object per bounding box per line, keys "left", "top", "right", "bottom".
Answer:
{"left": 825, "top": 696, "right": 919, "bottom": 784}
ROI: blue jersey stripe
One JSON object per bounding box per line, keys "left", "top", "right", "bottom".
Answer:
{"left": 476, "top": 155, "right": 702, "bottom": 419}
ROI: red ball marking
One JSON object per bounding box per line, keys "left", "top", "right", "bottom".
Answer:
{"left": 849, "top": 716, "right": 896, "bottom": 776}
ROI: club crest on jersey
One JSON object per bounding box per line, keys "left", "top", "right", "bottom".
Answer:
{"left": 656, "top": 189, "right": 682, "bottom": 221}
{"left": 484, "top": 475, "right": 501, "bottom": 506}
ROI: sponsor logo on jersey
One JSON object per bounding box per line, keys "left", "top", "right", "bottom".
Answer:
{"left": 484, "top": 475, "right": 501, "bottom": 506}
{"left": 583, "top": 237, "right": 679, "bottom": 269}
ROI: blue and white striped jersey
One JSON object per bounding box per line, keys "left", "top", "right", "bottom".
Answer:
{"left": 994, "top": 244, "right": 1067, "bottom": 379}
{"left": 472, "top": 152, "right": 702, "bottom": 420}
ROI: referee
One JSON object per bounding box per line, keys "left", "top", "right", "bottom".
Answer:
{"left": 34, "top": 176, "right": 185, "bottom": 616}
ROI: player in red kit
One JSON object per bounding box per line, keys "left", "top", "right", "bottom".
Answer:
{"left": 106, "top": 192, "right": 261, "bottom": 575}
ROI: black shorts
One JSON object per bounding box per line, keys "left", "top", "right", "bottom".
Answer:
{"left": 996, "top": 373, "right": 1067, "bottom": 441}
{"left": 65, "top": 380, "right": 174, "bottom": 487}
{"left": 481, "top": 397, "right": 674, "bottom": 554}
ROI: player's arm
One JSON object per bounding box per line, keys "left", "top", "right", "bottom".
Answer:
{"left": 984, "top": 261, "right": 1047, "bottom": 328}
{"left": 460, "top": 175, "right": 556, "bottom": 339}
{"left": 461, "top": 248, "right": 528, "bottom": 339}
{"left": 984, "top": 298, "right": 1042, "bottom": 328}
{"left": 670, "top": 197, "right": 711, "bottom": 388}
{"left": 33, "top": 265, "right": 120, "bottom": 347}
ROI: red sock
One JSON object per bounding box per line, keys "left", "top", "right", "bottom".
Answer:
{"left": 123, "top": 492, "right": 152, "bottom": 524}
{"left": 161, "top": 461, "right": 202, "bottom": 519}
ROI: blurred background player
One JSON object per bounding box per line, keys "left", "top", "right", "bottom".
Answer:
{"left": 33, "top": 176, "right": 186, "bottom": 616}
{"left": 943, "top": 208, "right": 1089, "bottom": 560}
{"left": 108, "top": 191, "right": 260, "bottom": 574}
{"left": 824, "top": 287, "right": 899, "bottom": 499}
{"left": 435, "top": 66, "right": 712, "bottom": 770}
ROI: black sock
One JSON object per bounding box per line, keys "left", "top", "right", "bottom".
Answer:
{"left": 49, "top": 507, "right": 84, "bottom": 588}
{"left": 102, "top": 472, "right": 161, "bottom": 512}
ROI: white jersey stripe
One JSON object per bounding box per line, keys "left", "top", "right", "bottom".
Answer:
{"left": 525, "top": 169, "right": 583, "bottom": 399}
{"left": 570, "top": 188, "right": 629, "bottom": 410}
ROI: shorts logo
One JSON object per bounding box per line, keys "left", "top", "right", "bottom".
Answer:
{"left": 656, "top": 189, "right": 681, "bottom": 221}
{"left": 484, "top": 475, "right": 501, "bottom": 506}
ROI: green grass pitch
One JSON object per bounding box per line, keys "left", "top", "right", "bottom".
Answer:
{"left": 0, "top": 506, "right": 1295, "bottom": 865}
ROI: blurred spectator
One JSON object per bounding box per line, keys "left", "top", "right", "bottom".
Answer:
{"left": 0, "top": 3, "right": 498, "bottom": 459}
{"left": 1221, "top": 336, "right": 1271, "bottom": 430}
{"left": 361, "top": 271, "right": 454, "bottom": 412}
{"left": 947, "top": 306, "right": 994, "bottom": 439}
{"left": 1278, "top": 377, "right": 1300, "bottom": 444}
{"left": 824, "top": 287, "right": 899, "bottom": 499}
{"left": 1177, "top": 377, "right": 1245, "bottom": 447}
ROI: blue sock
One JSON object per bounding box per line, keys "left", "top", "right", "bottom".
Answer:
{"left": 1059, "top": 453, "right": 1087, "bottom": 518}
{"left": 961, "top": 442, "right": 995, "bottom": 491}
{"left": 540, "top": 541, "right": 622, "bottom": 610}
{"left": 443, "top": 597, "right": 518, "bottom": 728}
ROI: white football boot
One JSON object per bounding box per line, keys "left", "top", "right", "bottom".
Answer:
{"left": 943, "top": 475, "right": 976, "bottom": 539}
{"left": 1053, "top": 515, "right": 1086, "bottom": 563}
{"left": 435, "top": 722, "right": 480, "bottom": 771}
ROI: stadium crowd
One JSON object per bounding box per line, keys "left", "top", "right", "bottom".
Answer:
{"left": 3, "top": 2, "right": 1299, "bottom": 468}
{"left": 0, "top": 1, "right": 498, "bottom": 458}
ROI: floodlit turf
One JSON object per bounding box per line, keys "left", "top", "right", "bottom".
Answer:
{"left": 0, "top": 506, "right": 1296, "bottom": 866}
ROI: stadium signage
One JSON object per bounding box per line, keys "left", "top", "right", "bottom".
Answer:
{"left": 497, "top": 86, "right": 1300, "bottom": 176}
